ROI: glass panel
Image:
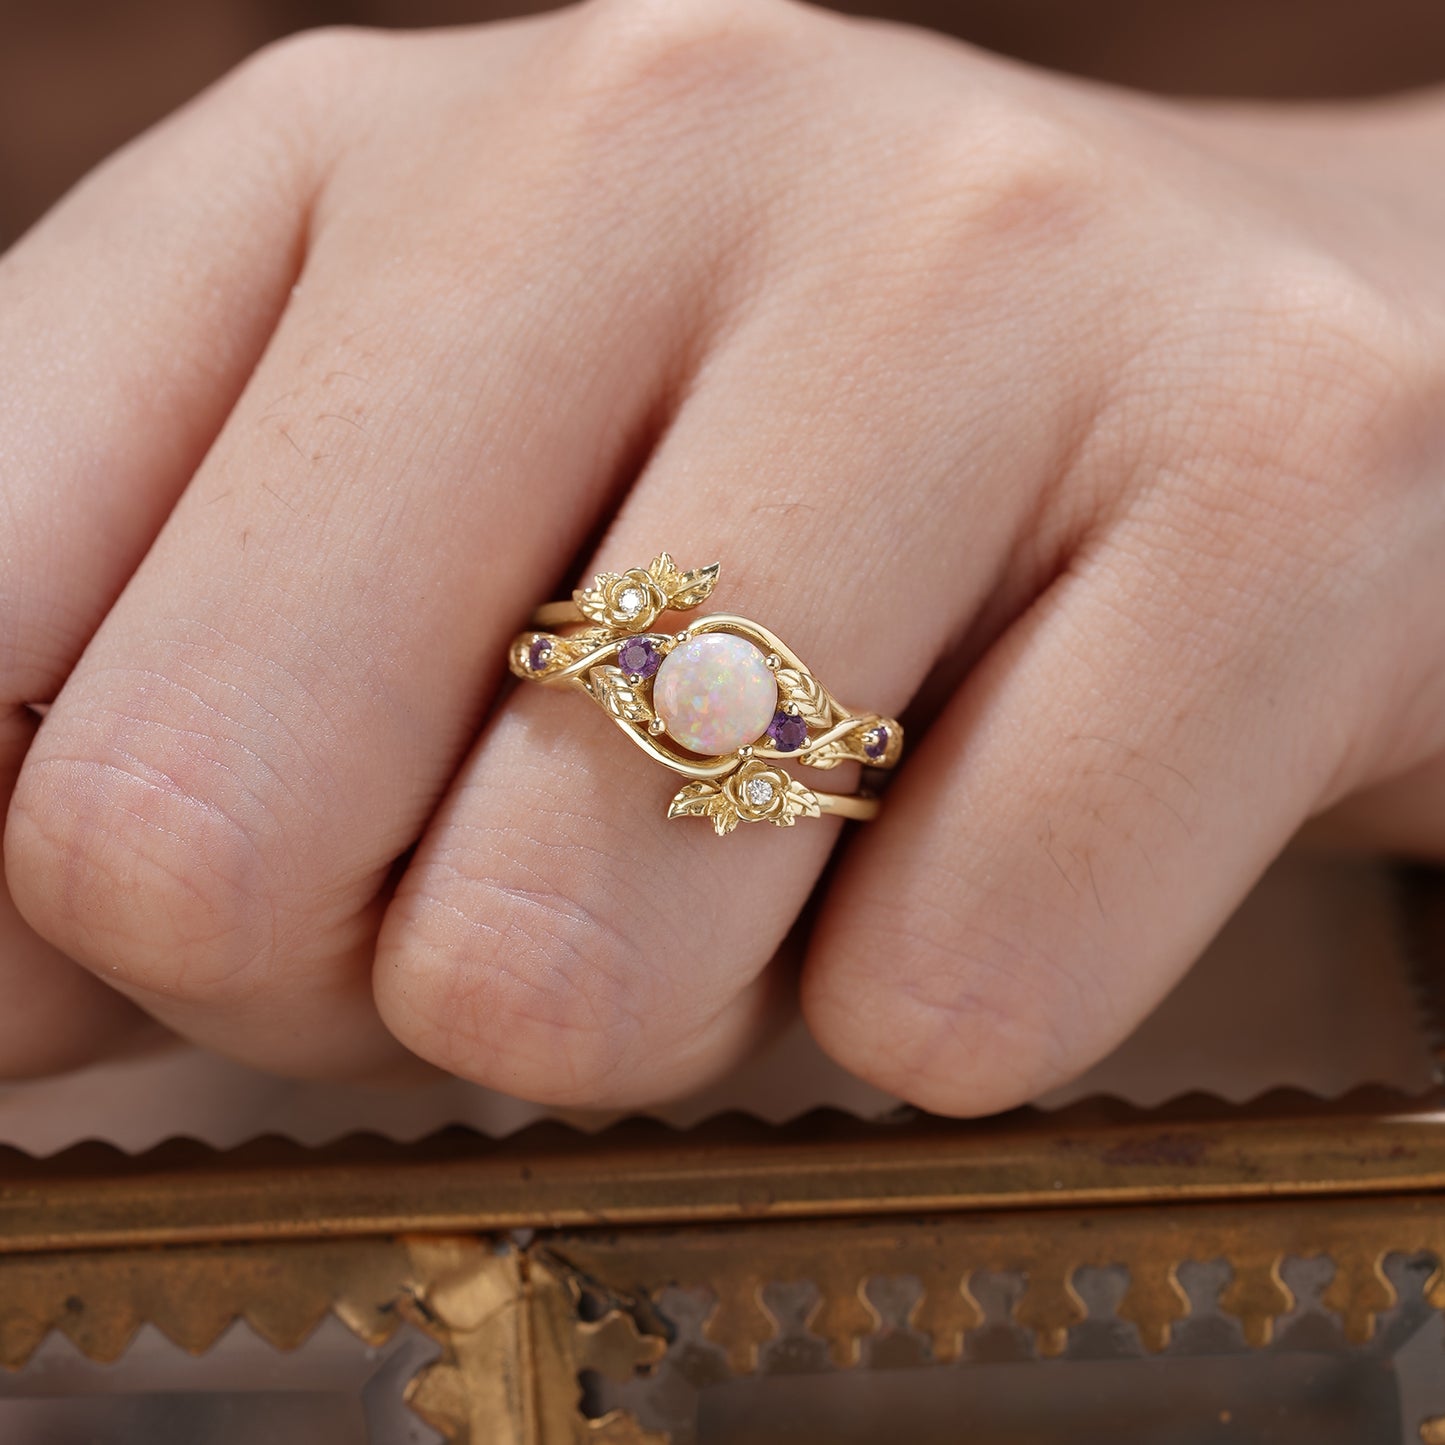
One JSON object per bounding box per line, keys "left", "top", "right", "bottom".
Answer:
{"left": 595, "top": 1254, "right": 1445, "bottom": 1445}
{"left": 697, "top": 1350, "right": 1407, "bottom": 1445}
{"left": 0, "top": 1316, "right": 441, "bottom": 1445}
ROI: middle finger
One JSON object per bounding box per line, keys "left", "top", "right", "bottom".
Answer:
{"left": 5, "top": 22, "right": 712, "bottom": 1077}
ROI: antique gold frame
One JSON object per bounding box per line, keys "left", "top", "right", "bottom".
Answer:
{"left": 7, "top": 1089, "right": 1445, "bottom": 1442}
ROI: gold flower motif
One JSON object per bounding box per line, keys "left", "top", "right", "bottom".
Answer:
{"left": 573, "top": 553, "right": 721, "bottom": 632}
{"left": 667, "top": 757, "right": 821, "bottom": 836}
{"left": 724, "top": 757, "right": 793, "bottom": 823}
{"left": 574, "top": 567, "right": 668, "bottom": 630}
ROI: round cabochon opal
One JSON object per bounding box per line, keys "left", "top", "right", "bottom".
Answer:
{"left": 653, "top": 633, "right": 778, "bottom": 756}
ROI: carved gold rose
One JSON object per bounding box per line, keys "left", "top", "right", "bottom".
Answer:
{"left": 573, "top": 553, "right": 720, "bottom": 632}
{"left": 668, "top": 757, "right": 821, "bottom": 836}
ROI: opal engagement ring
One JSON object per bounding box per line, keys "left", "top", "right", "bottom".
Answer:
{"left": 509, "top": 554, "right": 903, "bottom": 835}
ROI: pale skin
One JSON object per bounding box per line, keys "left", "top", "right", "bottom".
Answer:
{"left": 2, "top": 0, "right": 1443, "bottom": 1109}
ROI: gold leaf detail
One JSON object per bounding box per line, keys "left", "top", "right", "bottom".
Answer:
{"left": 774, "top": 668, "right": 832, "bottom": 728}
{"left": 666, "top": 562, "right": 720, "bottom": 611}
{"left": 549, "top": 629, "right": 614, "bottom": 666}
{"left": 647, "top": 552, "right": 680, "bottom": 588}
{"left": 667, "top": 780, "right": 740, "bottom": 835}
{"left": 589, "top": 666, "right": 654, "bottom": 723}
{"left": 799, "top": 737, "right": 855, "bottom": 768}
{"left": 781, "top": 779, "right": 822, "bottom": 825}
{"left": 667, "top": 780, "right": 719, "bottom": 816}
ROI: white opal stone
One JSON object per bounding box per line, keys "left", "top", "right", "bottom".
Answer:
{"left": 654, "top": 634, "right": 778, "bottom": 756}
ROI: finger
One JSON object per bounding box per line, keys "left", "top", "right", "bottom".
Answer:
{"left": 0, "top": 710, "right": 158, "bottom": 1076}
{"left": 801, "top": 492, "right": 1375, "bottom": 1115}
{"left": 0, "top": 31, "right": 347, "bottom": 704}
{"left": 373, "top": 241, "right": 1096, "bottom": 1107}
{"left": 0, "top": 34, "right": 341, "bottom": 1071}
{"left": 4, "top": 22, "right": 715, "bottom": 1078}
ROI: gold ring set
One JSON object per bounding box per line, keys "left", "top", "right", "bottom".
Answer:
{"left": 510, "top": 554, "right": 901, "bottom": 836}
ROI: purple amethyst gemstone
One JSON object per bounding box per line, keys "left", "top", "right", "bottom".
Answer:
{"left": 863, "top": 725, "right": 889, "bottom": 760}
{"left": 527, "top": 636, "right": 554, "bottom": 672}
{"left": 767, "top": 709, "right": 809, "bottom": 752}
{"left": 617, "top": 636, "right": 662, "bottom": 679}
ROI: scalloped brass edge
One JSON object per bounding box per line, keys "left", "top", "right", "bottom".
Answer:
{"left": 545, "top": 1193, "right": 1445, "bottom": 1380}
{"left": 11, "top": 1095, "right": 1445, "bottom": 1254}
{"left": 6, "top": 1155, "right": 1445, "bottom": 1443}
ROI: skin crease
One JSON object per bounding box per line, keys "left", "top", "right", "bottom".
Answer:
{"left": 0, "top": 0, "right": 1442, "bottom": 1108}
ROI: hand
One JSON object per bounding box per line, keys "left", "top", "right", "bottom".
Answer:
{"left": 3, "top": 0, "right": 1442, "bottom": 1108}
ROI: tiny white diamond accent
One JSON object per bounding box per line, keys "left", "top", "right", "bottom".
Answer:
{"left": 744, "top": 778, "right": 775, "bottom": 807}
{"left": 617, "top": 586, "right": 646, "bottom": 618}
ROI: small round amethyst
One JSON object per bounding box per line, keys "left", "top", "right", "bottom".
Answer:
{"left": 527, "top": 636, "right": 554, "bottom": 672}
{"left": 766, "top": 709, "right": 808, "bottom": 752}
{"left": 863, "top": 725, "right": 889, "bottom": 760}
{"left": 617, "top": 636, "right": 662, "bottom": 679}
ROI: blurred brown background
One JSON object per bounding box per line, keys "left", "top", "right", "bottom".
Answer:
{"left": 3, "top": 0, "right": 1445, "bottom": 246}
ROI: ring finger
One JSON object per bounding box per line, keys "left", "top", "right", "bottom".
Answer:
{"left": 372, "top": 242, "right": 1099, "bottom": 1106}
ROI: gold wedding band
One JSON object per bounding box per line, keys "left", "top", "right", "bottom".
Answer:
{"left": 508, "top": 555, "right": 902, "bottom": 836}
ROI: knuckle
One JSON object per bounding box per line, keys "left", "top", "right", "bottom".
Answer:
{"left": 232, "top": 24, "right": 382, "bottom": 94}
{"left": 531, "top": 0, "right": 818, "bottom": 297}
{"left": 1167, "top": 247, "right": 1432, "bottom": 508}
{"left": 1249, "top": 254, "right": 1430, "bottom": 470}
{"left": 558, "top": 0, "right": 808, "bottom": 119}
{"left": 212, "top": 25, "right": 384, "bottom": 154}
{"left": 1114, "top": 249, "right": 1443, "bottom": 670}
{"left": 906, "top": 100, "right": 1110, "bottom": 266}
{"left": 811, "top": 873, "right": 1103, "bottom": 1115}
{"left": 6, "top": 706, "right": 273, "bottom": 1002}
{"left": 381, "top": 826, "right": 656, "bottom": 1105}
